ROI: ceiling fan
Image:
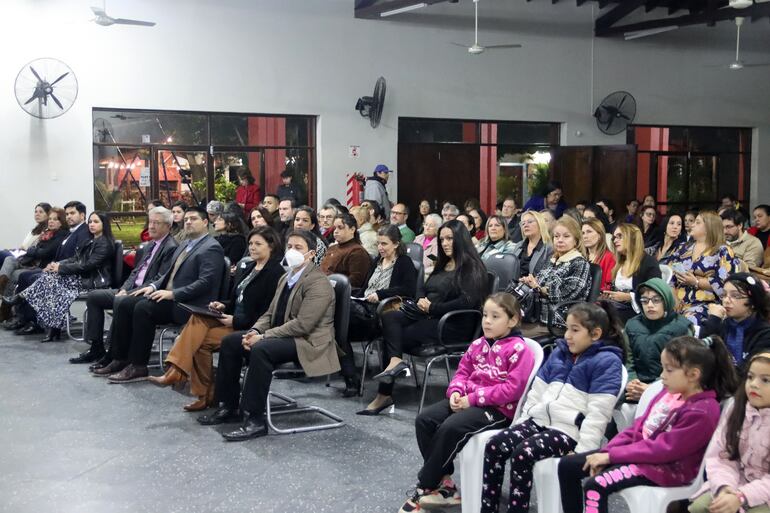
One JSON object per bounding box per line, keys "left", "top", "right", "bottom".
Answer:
{"left": 91, "top": 1, "right": 155, "bottom": 27}
{"left": 451, "top": 0, "right": 522, "bottom": 55}
{"left": 724, "top": 17, "right": 770, "bottom": 69}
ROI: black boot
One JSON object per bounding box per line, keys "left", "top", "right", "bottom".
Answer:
{"left": 70, "top": 340, "right": 106, "bottom": 364}
{"left": 342, "top": 375, "right": 362, "bottom": 398}
{"left": 41, "top": 328, "right": 62, "bottom": 343}
{"left": 16, "top": 322, "right": 43, "bottom": 336}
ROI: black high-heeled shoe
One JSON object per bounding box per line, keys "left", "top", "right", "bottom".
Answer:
{"left": 41, "top": 328, "right": 62, "bottom": 343}
{"left": 16, "top": 322, "right": 43, "bottom": 336}
{"left": 372, "top": 361, "right": 411, "bottom": 383}
{"left": 355, "top": 398, "right": 395, "bottom": 416}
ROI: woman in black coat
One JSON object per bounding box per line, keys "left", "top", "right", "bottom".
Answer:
{"left": 342, "top": 225, "right": 418, "bottom": 397}
{"left": 149, "top": 226, "right": 285, "bottom": 411}
{"left": 17, "top": 212, "right": 115, "bottom": 341}
{"left": 214, "top": 212, "right": 248, "bottom": 269}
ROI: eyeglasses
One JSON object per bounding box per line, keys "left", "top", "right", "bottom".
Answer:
{"left": 391, "top": 211, "right": 406, "bottom": 216}
{"left": 612, "top": 234, "right": 624, "bottom": 241}
{"left": 318, "top": 215, "right": 335, "bottom": 220}
{"left": 639, "top": 297, "right": 664, "bottom": 305}
{"left": 724, "top": 292, "right": 749, "bottom": 301}
{"left": 519, "top": 219, "right": 535, "bottom": 227}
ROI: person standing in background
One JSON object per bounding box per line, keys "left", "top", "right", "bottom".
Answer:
{"left": 364, "top": 164, "right": 393, "bottom": 219}
{"left": 234, "top": 168, "right": 260, "bottom": 220}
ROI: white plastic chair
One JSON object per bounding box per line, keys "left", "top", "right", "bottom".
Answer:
{"left": 612, "top": 380, "right": 665, "bottom": 432}
{"left": 530, "top": 366, "right": 628, "bottom": 513}
{"left": 458, "top": 338, "right": 544, "bottom": 513}
{"left": 660, "top": 264, "right": 673, "bottom": 285}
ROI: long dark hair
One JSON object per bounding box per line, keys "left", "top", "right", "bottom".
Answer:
{"left": 335, "top": 212, "right": 361, "bottom": 243}
{"left": 89, "top": 211, "right": 114, "bottom": 243}
{"left": 665, "top": 335, "right": 739, "bottom": 400}
{"left": 32, "top": 202, "right": 52, "bottom": 235}
{"left": 378, "top": 224, "right": 405, "bottom": 257}
{"left": 471, "top": 207, "right": 488, "bottom": 233}
{"left": 294, "top": 205, "right": 327, "bottom": 246}
{"left": 434, "top": 220, "right": 487, "bottom": 307}
{"left": 567, "top": 301, "right": 627, "bottom": 359}
{"left": 723, "top": 351, "right": 770, "bottom": 470}
{"left": 250, "top": 206, "right": 275, "bottom": 228}
{"left": 220, "top": 212, "right": 248, "bottom": 235}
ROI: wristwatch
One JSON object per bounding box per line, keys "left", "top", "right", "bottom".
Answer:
{"left": 735, "top": 490, "right": 748, "bottom": 509}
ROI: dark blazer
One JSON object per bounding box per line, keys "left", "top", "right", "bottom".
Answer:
{"left": 699, "top": 314, "right": 770, "bottom": 368}
{"left": 56, "top": 223, "right": 91, "bottom": 261}
{"left": 355, "top": 254, "right": 417, "bottom": 300}
{"left": 149, "top": 234, "right": 225, "bottom": 324}
{"left": 120, "top": 235, "right": 178, "bottom": 291}
{"left": 630, "top": 253, "right": 662, "bottom": 290}
{"left": 226, "top": 258, "right": 285, "bottom": 330}
{"left": 58, "top": 236, "right": 115, "bottom": 289}
{"left": 215, "top": 233, "right": 247, "bottom": 265}
{"left": 18, "top": 230, "right": 68, "bottom": 268}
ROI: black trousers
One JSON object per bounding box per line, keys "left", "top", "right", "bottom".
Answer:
{"left": 415, "top": 399, "right": 508, "bottom": 489}
{"left": 110, "top": 297, "right": 178, "bottom": 365}
{"left": 558, "top": 451, "right": 655, "bottom": 513}
{"left": 84, "top": 289, "right": 118, "bottom": 344}
{"left": 378, "top": 311, "right": 440, "bottom": 396}
{"left": 215, "top": 333, "right": 298, "bottom": 419}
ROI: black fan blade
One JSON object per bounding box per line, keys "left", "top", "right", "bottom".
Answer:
{"left": 618, "top": 113, "right": 632, "bottom": 121}
{"left": 605, "top": 116, "right": 615, "bottom": 133}
{"left": 30, "top": 66, "right": 43, "bottom": 82}
{"left": 617, "top": 95, "right": 627, "bottom": 111}
{"left": 24, "top": 92, "right": 39, "bottom": 105}
{"left": 49, "top": 92, "right": 64, "bottom": 110}
{"left": 50, "top": 72, "right": 70, "bottom": 86}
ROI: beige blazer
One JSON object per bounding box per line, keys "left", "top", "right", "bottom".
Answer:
{"left": 253, "top": 264, "right": 340, "bottom": 377}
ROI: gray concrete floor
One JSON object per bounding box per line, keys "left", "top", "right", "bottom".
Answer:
{"left": 0, "top": 305, "right": 631, "bottom": 513}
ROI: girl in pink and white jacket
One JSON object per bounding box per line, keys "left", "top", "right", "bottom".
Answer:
{"left": 690, "top": 350, "right": 770, "bottom": 513}
{"left": 397, "top": 292, "right": 536, "bottom": 513}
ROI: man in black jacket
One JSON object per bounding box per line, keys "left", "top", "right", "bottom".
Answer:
{"left": 71, "top": 207, "right": 179, "bottom": 365}
{"left": 93, "top": 207, "right": 225, "bottom": 383}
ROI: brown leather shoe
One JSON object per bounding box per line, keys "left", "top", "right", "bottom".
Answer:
{"left": 107, "top": 364, "right": 149, "bottom": 384}
{"left": 92, "top": 359, "right": 127, "bottom": 376}
{"left": 148, "top": 364, "right": 187, "bottom": 387}
{"left": 183, "top": 397, "right": 210, "bottom": 412}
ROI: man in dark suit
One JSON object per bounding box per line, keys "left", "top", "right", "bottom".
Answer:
{"left": 93, "top": 206, "right": 225, "bottom": 383}
{"left": 70, "top": 207, "right": 179, "bottom": 365}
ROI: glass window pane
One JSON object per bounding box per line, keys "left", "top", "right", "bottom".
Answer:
{"left": 213, "top": 151, "right": 263, "bottom": 203}
{"left": 93, "top": 146, "right": 151, "bottom": 213}
{"left": 399, "top": 119, "right": 475, "bottom": 143}
{"left": 93, "top": 110, "right": 208, "bottom": 145}
{"left": 264, "top": 148, "right": 311, "bottom": 206}
{"left": 157, "top": 150, "right": 208, "bottom": 207}
{"left": 688, "top": 156, "right": 718, "bottom": 203}
{"left": 497, "top": 123, "right": 558, "bottom": 145}
{"left": 687, "top": 127, "right": 740, "bottom": 153}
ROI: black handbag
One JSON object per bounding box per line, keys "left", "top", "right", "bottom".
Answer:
{"left": 400, "top": 298, "right": 428, "bottom": 321}
{"left": 350, "top": 299, "right": 377, "bottom": 322}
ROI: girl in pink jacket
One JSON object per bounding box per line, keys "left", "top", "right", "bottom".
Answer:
{"left": 397, "top": 293, "right": 536, "bottom": 513}
{"left": 690, "top": 350, "right": 770, "bottom": 513}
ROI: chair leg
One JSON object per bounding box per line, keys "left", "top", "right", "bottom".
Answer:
{"left": 419, "top": 356, "right": 445, "bottom": 414}
{"left": 444, "top": 358, "right": 452, "bottom": 381}
{"left": 265, "top": 389, "right": 345, "bottom": 435}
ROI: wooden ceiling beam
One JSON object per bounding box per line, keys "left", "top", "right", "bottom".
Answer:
{"left": 595, "top": 0, "right": 647, "bottom": 30}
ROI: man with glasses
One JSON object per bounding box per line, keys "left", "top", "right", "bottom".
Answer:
{"left": 318, "top": 204, "right": 339, "bottom": 245}
{"left": 94, "top": 207, "right": 225, "bottom": 383}
{"left": 722, "top": 208, "right": 763, "bottom": 268}
{"left": 390, "top": 203, "right": 415, "bottom": 243}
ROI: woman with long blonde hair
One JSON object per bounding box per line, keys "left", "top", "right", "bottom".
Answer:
{"left": 508, "top": 210, "right": 553, "bottom": 286}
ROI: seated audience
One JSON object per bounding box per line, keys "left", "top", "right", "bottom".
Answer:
{"left": 261, "top": 194, "right": 281, "bottom": 226}
{"left": 557, "top": 336, "right": 738, "bottom": 513}
{"left": 722, "top": 208, "right": 764, "bottom": 269}
{"left": 623, "top": 278, "right": 692, "bottom": 402}
{"left": 12, "top": 212, "right": 115, "bottom": 342}
{"left": 562, "top": 207, "right": 583, "bottom": 225}
{"left": 523, "top": 181, "right": 568, "bottom": 218}
{"left": 476, "top": 215, "right": 516, "bottom": 261}
{"left": 639, "top": 205, "right": 661, "bottom": 248}
{"left": 511, "top": 210, "right": 553, "bottom": 282}
{"left": 234, "top": 168, "right": 260, "bottom": 219}
{"left": 596, "top": 198, "right": 617, "bottom": 232}
{"left": 468, "top": 207, "right": 487, "bottom": 241}
{"left": 624, "top": 198, "right": 639, "bottom": 223}
{"left": 170, "top": 200, "right": 189, "bottom": 242}
{"left": 414, "top": 214, "right": 442, "bottom": 279}
{"left": 214, "top": 212, "right": 248, "bottom": 266}
{"left": 684, "top": 209, "right": 698, "bottom": 242}
{"left": 249, "top": 206, "right": 275, "bottom": 229}
{"left": 582, "top": 204, "right": 611, "bottom": 234}
{"left": 410, "top": 199, "right": 431, "bottom": 235}
{"left": 149, "top": 226, "right": 284, "bottom": 410}
{"left": 361, "top": 199, "right": 386, "bottom": 230}
{"left": 516, "top": 216, "right": 591, "bottom": 328}
{"left": 292, "top": 206, "right": 327, "bottom": 266}
{"left": 318, "top": 204, "right": 339, "bottom": 245}
{"left": 688, "top": 351, "right": 770, "bottom": 513}
{"left": 0, "top": 202, "right": 50, "bottom": 269}
{"left": 441, "top": 203, "right": 460, "bottom": 223}
{"left": 669, "top": 211, "right": 738, "bottom": 325}
{"left": 540, "top": 209, "right": 557, "bottom": 234}
{"left": 320, "top": 213, "right": 372, "bottom": 288}
{"left": 748, "top": 204, "right": 770, "bottom": 250}
{"left": 480, "top": 302, "right": 625, "bottom": 513}
{"left": 582, "top": 218, "right": 615, "bottom": 291}
{"left": 700, "top": 273, "right": 770, "bottom": 368}
{"left": 197, "top": 230, "right": 338, "bottom": 441}
{"left": 603, "top": 223, "right": 662, "bottom": 322}
{"left": 391, "top": 203, "right": 416, "bottom": 243}
{"left": 360, "top": 221, "right": 486, "bottom": 415}
{"left": 398, "top": 293, "right": 536, "bottom": 512}
{"left": 649, "top": 213, "right": 687, "bottom": 263}
{"left": 350, "top": 205, "right": 378, "bottom": 257}
{"left": 70, "top": 207, "right": 178, "bottom": 365}
{"left": 574, "top": 200, "right": 588, "bottom": 217}
{"left": 456, "top": 213, "right": 479, "bottom": 245}
{"left": 206, "top": 201, "right": 225, "bottom": 235}
{"left": 123, "top": 200, "right": 165, "bottom": 271}
{"left": 91, "top": 207, "right": 225, "bottom": 382}
{"left": 642, "top": 194, "right": 657, "bottom": 208}
{"left": 277, "top": 198, "right": 297, "bottom": 238}
{"left": 500, "top": 196, "right": 522, "bottom": 243}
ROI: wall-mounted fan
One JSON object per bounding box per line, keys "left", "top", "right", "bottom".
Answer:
{"left": 451, "top": 0, "right": 522, "bottom": 54}
{"left": 91, "top": 1, "right": 156, "bottom": 27}
{"left": 14, "top": 58, "right": 78, "bottom": 119}
{"left": 355, "top": 76, "right": 386, "bottom": 128}
{"left": 593, "top": 91, "right": 636, "bottom": 135}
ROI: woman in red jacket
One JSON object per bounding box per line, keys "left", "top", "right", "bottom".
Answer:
{"left": 235, "top": 168, "right": 260, "bottom": 219}
{"left": 582, "top": 218, "right": 615, "bottom": 291}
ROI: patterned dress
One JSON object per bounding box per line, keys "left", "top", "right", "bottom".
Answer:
{"left": 22, "top": 273, "right": 85, "bottom": 329}
{"left": 668, "top": 242, "right": 738, "bottom": 325}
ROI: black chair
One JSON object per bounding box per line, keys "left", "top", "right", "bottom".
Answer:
{"left": 264, "top": 273, "right": 348, "bottom": 435}
{"left": 66, "top": 240, "right": 123, "bottom": 342}
{"left": 405, "top": 243, "right": 423, "bottom": 269}
{"left": 154, "top": 257, "right": 231, "bottom": 368}
{"left": 487, "top": 270, "right": 499, "bottom": 297}
{"left": 541, "top": 262, "right": 603, "bottom": 342}
{"left": 484, "top": 254, "right": 520, "bottom": 292}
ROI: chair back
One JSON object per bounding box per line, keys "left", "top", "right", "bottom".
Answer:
{"left": 634, "top": 380, "right": 665, "bottom": 419}
{"left": 484, "top": 253, "right": 521, "bottom": 292}
{"left": 587, "top": 263, "right": 603, "bottom": 302}
{"left": 405, "top": 242, "right": 423, "bottom": 268}
{"left": 328, "top": 273, "right": 351, "bottom": 347}
{"left": 486, "top": 271, "right": 499, "bottom": 297}
{"left": 659, "top": 264, "right": 673, "bottom": 284}
{"left": 218, "top": 257, "right": 232, "bottom": 301}
{"left": 513, "top": 338, "right": 545, "bottom": 420}
{"left": 414, "top": 259, "right": 425, "bottom": 298}
{"left": 112, "top": 240, "right": 124, "bottom": 288}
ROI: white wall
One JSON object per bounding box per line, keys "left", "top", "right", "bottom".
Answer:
{"left": 2, "top": 0, "right": 770, "bottom": 245}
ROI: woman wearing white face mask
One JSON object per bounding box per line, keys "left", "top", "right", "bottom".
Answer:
{"left": 199, "top": 230, "right": 340, "bottom": 442}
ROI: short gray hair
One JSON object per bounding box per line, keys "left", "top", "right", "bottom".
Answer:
{"left": 424, "top": 213, "right": 443, "bottom": 228}
{"left": 149, "top": 206, "right": 173, "bottom": 226}
{"left": 206, "top": 200, "right": 224, "bottom": 215}
{"left": 320, "top": 204, "right": 339, "bottom": 215}
{"left": 442, "top": 204, "right": 460, "bottom": 216}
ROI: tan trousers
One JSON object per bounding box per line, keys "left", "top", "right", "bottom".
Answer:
{"left": 165, "top": 314, "right": 233, "bottom": 398}
{"left": 690, "top": 492, "right": 770, "bottom": 513}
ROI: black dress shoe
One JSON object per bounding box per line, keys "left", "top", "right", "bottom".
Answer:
{"left": 197, "top": 407, "right": 241, "bottom": 426}
{"left": 221, "top": 417, "right": 268, "bottom": 441}
{"left": 70, "top": 343, "right": 105, "bottom": 364}
{"left": 16, "top": 322, "right": 44, "bottom": 336}
{"left": 41, "top": 328, "right": 62, "bottom": 343}
{"left": 372, "top": 361, "right": 411, "bottom": 383}
{"left": 3, "top": 318, "right": 24, "bottom": 331}
{"left": 342, "top": 375, "right": 362, "bottom": 398}
{"left": 89, "top": 354, "right": 113, "bottom": 371}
